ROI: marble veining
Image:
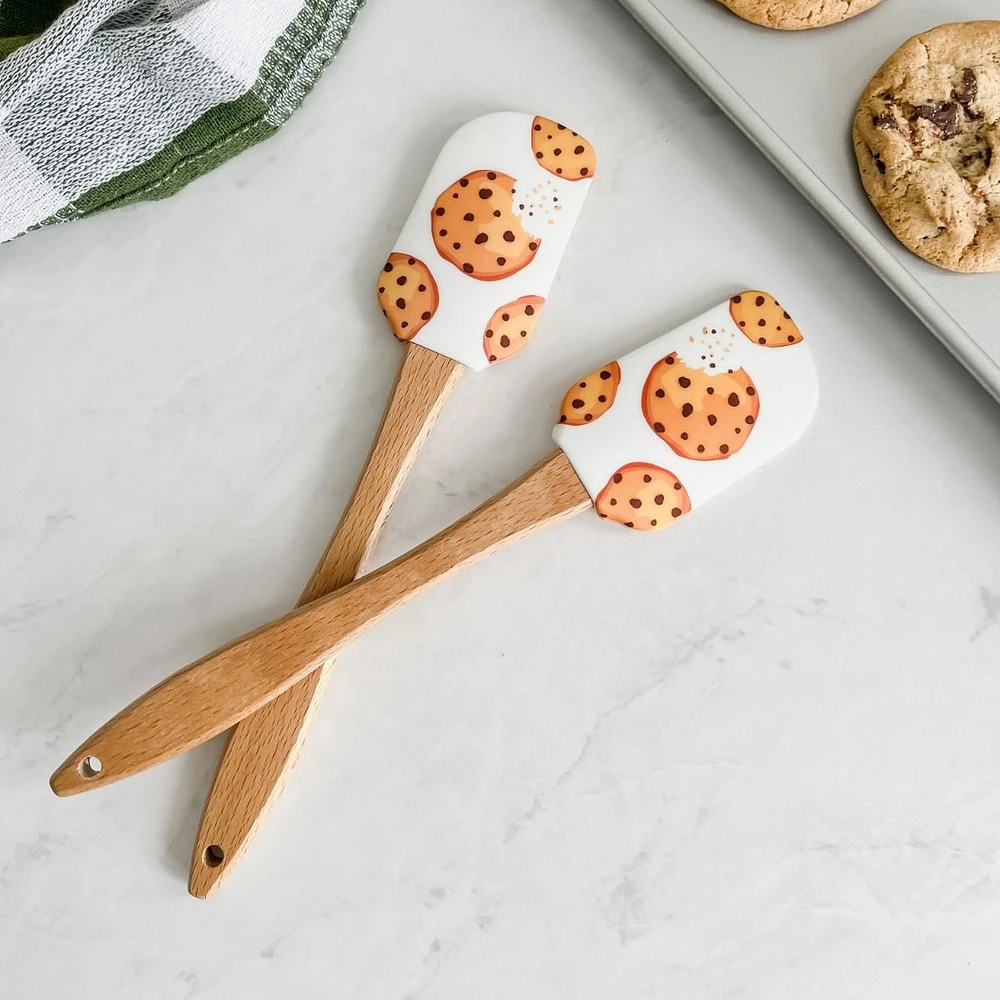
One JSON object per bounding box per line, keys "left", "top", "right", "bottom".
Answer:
{"left": 3, "top": 0, "right": 1000, "bottom": 997}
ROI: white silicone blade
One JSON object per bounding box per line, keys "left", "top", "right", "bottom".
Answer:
{"left": 376, "top": 112, "right": 596, "bottom": 372}
{"left": 552, "top": 291, "right": 818, "bottom": 531}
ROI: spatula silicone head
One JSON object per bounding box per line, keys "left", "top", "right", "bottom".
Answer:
{"left": 553, "top": 290, "right": 818, "bottom": 530}
{"left": 376, "top": 112, "right": 596, "bottom": 371}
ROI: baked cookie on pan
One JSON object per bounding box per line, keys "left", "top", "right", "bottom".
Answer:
{"left": 717, "top": 0, "right": 882, "bottom": 30}
{"left": 853, "top": 21, "right": 1000, "bottom": 273}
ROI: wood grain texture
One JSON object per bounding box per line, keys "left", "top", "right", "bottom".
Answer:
{"left": 188, "top": 342, "right": 463, "bottom": 898}
{"left": 49, "top": 450, "right": 590, "bottom": 797}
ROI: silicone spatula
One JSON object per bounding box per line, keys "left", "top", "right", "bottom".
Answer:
{"left": 50, "top": 291, "right": 817, "bottom": 810}
{"left": 184, "top": 111, "right": 596, "bottom": 897}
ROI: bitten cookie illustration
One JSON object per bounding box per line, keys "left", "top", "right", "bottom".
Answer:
{"left": 642, "top": 334, "right": 760, "bottom": 461}
{"left": 729, "top": 291, "right": 802, "bottom": 347}
{"left": 595, "top": 463, "right": 691, "bottom": 531}
{"left": 558, "top": 361, "right": 621, "bottom": 425}
{"left": 483, "top": 295, "right": 545, "bottom": 364}
{"left": 377, "top": 253, "right": 439, "bottom": 341}
{"left": 431, "top": 170, "right": 539, "bottom": 280}
{"left": 531, "top": 116, "right": 597, "bottom": 181}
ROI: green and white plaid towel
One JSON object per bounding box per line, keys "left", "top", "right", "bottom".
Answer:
{"left": 0, "top": 0, "right": 365, "bottom": 242}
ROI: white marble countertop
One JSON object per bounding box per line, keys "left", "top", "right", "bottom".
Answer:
{"left": 4, "top": 0, "right": 1000, "bottom": 996}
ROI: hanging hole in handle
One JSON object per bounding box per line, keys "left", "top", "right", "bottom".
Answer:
{"left": 203, "top": 845, "right": 225, "bottom": 868}
{"left": 79, "top": 755, "right": 102, "bottom": 778}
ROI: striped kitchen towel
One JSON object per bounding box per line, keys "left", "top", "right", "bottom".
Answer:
{"left": 0, "top": 0, "right": 365, "bottom": 242}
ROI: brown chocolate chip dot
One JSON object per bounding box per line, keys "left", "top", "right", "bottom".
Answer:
{"left": 720, "top": 444, "right": 729, "bottom": 454}
{"left": 643, "top": 474, "right": 652, "bottom": 483}
{"left": 395, "top": 297, "right": 405, "bottom": 309}
{"left": 707, "top": 414, "right": 717, "bottom": 426}
{"left": 463, "top": 212, "right": 474, "bottom": 222}
{"left": 571, "top": 399, "right": 584, "bottom": 409}
{"left": 384, "top": 262, "right": 393, "bottom": 272}
{"left": 397, "top": 275, "right": 406, "bottom": 285}
{"left": 671, "top": 508, "right": 682, "bottom": 518}
{"left": 728, "top": 393, "right": 740, "bottom": 407}
{"left": 525, "top": 305, "right": 535, "bottom": 316}
{"left": 681, "top": 403, "right": 693, "bottom": 417}
{"left": 474, "top": 233, "right": 488, "bottom": 245}
{"left": 613, "top": 473, "right": 622, "bottom": 483}
{"left": 755, "top": 295, "right": 765, "bottom": 307}
{"left": 654, "top": 422, "right": 665, "bottom": 433}
{"left": 421, "top": 311, "right": 431, "bottom": 321}
{"left": 459, "top": 178, "right": 469, "bottom": 187}
{"left": 497, "top": 257, "right": 506, "bottom": 266}
{"left": 434, "top": 208, "right": 444, "bottom": 217}
{"left": 499, "top": 335, "right": 510, "bottom": 348}
{"left": 679, "top": 376, "right": 691, "bottom": 388}
{"left": 630, "top": 498, "right": 642, "bottom": 509}
{"left": 732, "top": 294, "right": 741, "bottom": 303}
{"left": 463, "top": 263, "right": 474, "bottom": 273}
{"left": 654, "top": 494, "right": 664, "bottom": 505}
{"left": 503, "top": 231, "right": 515, "bottom": 242}
{"left": 418, "top": 283, "right": 426, "bottom": 292}
{"left": 746, "top": 386, "right": 756, "bottom": 396}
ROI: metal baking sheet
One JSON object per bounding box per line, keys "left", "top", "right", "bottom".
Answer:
{"left": 619, "top": 0, "right": 1000, "bottom": 402}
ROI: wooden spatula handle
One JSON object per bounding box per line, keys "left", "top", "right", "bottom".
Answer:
{"left": 188, "top": 342, "right": 462, "bottom": 898}
{"left": 49, "top": 450, "right": 590, "bottom": 797}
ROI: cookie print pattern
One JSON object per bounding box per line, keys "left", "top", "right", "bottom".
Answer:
{"left": 431, "top": 170, "right": 539, "bottom": 280}
{"left": 729, "top": 291, "right": 802, "bottom": 347}
{"left": 595, "top": 463, "right": 691, "bottom": 531}
{"left": 552, "top": 291, "right": 816, "bottom": 532}
{"left": 377, "top": 253, "right": 439, "bottom": 341}
{"left": 483, "top": 296, "right": 545, "bottom": 364}
{"left": 558, "top": 361, "right": 621, "bottom": 425}
{"left": 642, "top": 344, "right": 759, "bottom": 462}
{"left": 531, "top": 116, "right": 597, "bottom": 180}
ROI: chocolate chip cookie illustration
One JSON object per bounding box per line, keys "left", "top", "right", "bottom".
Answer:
{"left": 376, "top": 253, "right": 439, "bottom": 341}
{"left": 729, "top": 291, "right": 802, "bottom": 347}
{"left": 483, "top": 295, "right": 545, "bottom": 364}
{"left": 595, "top": 463, "right": 691, "bottom": 531}
{"left": 431, "top": 170, "right": 539, "bottom": 280}
{"left": 642, "top": 341, "right": 760, "bottom": 461}
{"left": 853, "top": 22, "right": 1000, "bottom": 272}
{"left": 531, "top": 116, "right": 597, "bottom": 181}
{"left": 558, "top": 361, "right": 621, "bottom": 425}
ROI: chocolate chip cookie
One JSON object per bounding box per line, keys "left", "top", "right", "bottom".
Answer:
{"left": 717, "top": 0, "right": 882, "bottom": 30}
{"left": 853, "top": 22, "right": 1000, "bottom": 272}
